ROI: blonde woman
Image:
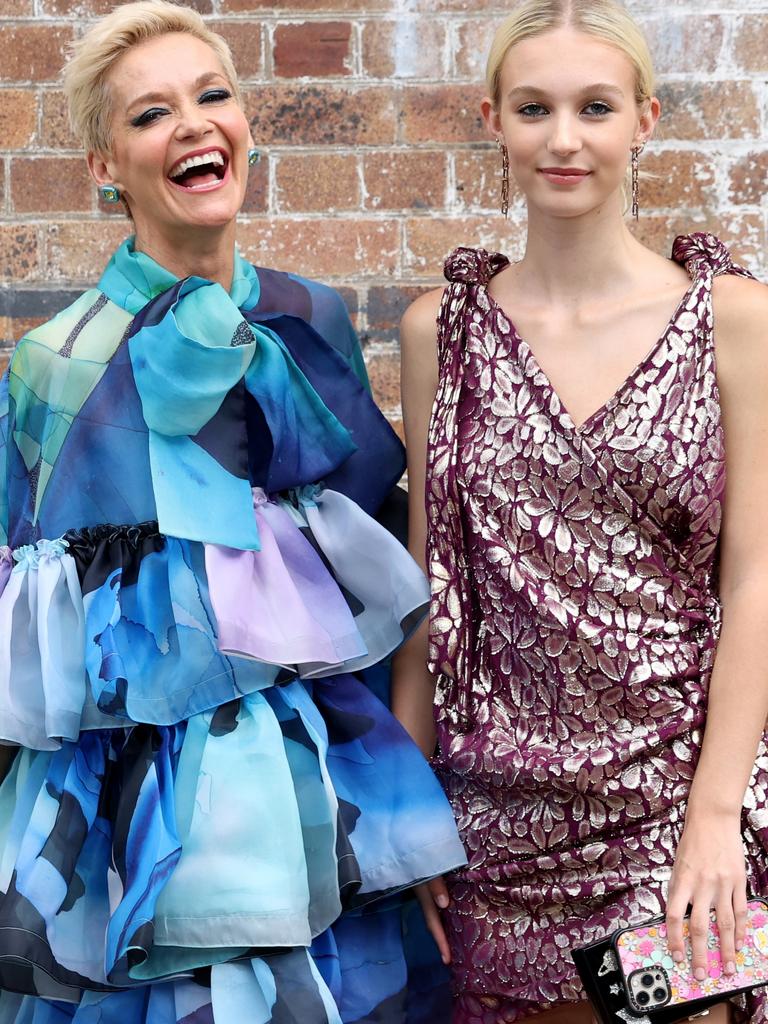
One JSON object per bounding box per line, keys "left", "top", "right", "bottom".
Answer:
{"left": 0, "top": 2, "right": 466, "bottom": 1021}
{"left": 395, "top": 1, "right": 768, "bottom": 1021}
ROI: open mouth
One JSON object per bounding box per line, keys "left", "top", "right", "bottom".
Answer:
{"left": 168, "top": 149, "right": 229, "bottom": 191}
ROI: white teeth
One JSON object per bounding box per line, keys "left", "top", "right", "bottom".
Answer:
{"left": 170, "top": 150, "right": 225, "bottom": 179}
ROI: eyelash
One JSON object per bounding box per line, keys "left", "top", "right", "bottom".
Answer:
{"left": 517, "top": 101, "right": 614, "bottom": 119}
{"left": 130, "top": 88, "right": 233, "bottom": 128}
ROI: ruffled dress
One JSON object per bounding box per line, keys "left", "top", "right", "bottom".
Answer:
{"left": 0, "top": 240, "right": 467, "bottom": 1023}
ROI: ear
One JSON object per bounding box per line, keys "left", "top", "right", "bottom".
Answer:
{"left": 87, "top": 150, "right": 121, "bottom": 190}
{"left": 481, "top": 96, "right": 503, "bottom": 139}
{"left": 634, "top": 95, "right": 661, "bottom": 147}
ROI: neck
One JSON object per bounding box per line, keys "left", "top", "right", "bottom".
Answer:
{"left": 133, "top": 221, "right": 237, "bottom": 291}
{"left": 515, "top": 195, "right": 646, "bottom": 307}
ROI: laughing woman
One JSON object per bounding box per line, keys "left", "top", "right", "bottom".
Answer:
{"left": 0, "top": 3, "right": 466, "bottom": 1022}
{"left": 396, "top": 1, "right": 768, "bottom": 1022}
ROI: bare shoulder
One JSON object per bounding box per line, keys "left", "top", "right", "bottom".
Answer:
{"left": 400, "top": 287, "right": 444, "bottom": 347}
{"left": 713, "top": 274, "right": 768, "bottom": 348}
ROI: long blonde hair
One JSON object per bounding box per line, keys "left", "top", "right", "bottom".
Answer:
{"left": 486, "top": 0, "right": 655, "bottom": 109}
{"left": 63, "top": 0, "right": 242, "bottom": 155}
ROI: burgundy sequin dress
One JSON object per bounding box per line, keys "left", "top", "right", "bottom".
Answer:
{"left": 425, "top": 233, "right": 768, "bottom": 1022}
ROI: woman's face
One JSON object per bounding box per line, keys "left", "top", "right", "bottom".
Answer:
{"left": 89, "top": 32, "right": 252, "bottom": 246}
{"left": 483, "top": 26, "right": 659, "bottom": 220}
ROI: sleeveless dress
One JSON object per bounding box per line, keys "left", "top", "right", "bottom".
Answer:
{"left": 0, "top": 238, "right": 467, "bottom": 1024}
{"left": 425, "top": 232, "right": 768, "bottom": 1022}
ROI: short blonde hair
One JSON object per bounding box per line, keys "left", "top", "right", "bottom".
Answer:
{"left": 63, "top": 0, "right": 242, "bottom": 155}
{"left": 486, "top": 0, "right": 655, "bottom": 109}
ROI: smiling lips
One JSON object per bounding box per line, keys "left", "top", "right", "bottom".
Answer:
{"left": 168, "top": 147, "right": 229, "bottom": 191}
{"left": 539, "top": 167, "right": 592, "bottom": 184}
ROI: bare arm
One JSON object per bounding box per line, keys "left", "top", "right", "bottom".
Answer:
{"left": 666, "top": 274, "right": 768, "bottom": 976}
{"left": 391, "top": 288, "right": 444, "bottom": 758}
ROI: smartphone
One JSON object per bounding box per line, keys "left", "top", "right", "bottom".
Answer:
{"left": 613, "top": 897, "right": 768, "bottom": 1014}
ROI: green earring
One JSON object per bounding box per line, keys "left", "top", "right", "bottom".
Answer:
{"left": 99, "top": 184, "right": 121, "bottom": 203}
{"left": 247, "top": 148, "right": 260, "bottom": 166}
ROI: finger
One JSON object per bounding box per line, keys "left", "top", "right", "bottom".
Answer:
{"left": 715, "top": 890, "right": 737, "bottom": 976}
{"left": 733, "top": 886, "right": 748, "bottom": 954}
{"left": 688, "top": 895, "right": 715, "bottom": 982}
{"left": 416, "top": 885, "right": 452, "bottom": 964}
{"left": 427, "top": 875, "right": 450, "bottom": 910}
{"left": 665, "top": 884, "right": 690, "bottom": 965}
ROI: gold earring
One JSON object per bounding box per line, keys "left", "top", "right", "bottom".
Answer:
{"left": 496, "top": 136, "right": 509, "bottom": 218}
{"left": 631, "top": 144, "right": 644, "bottom": 220}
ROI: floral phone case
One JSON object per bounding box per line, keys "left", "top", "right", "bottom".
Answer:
{"left": 613, "top": 898, "right": 768, "bottom": 1014}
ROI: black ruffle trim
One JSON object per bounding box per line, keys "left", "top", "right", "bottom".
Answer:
{"left": 62, "top": 521, "right": 165, "bottom": 594}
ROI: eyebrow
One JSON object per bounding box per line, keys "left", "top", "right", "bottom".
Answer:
{"left": 507, "top": 83, "right": 625, "bottom": 101}
{"left": 126, "top": 71, "right": 228, "bottom": 112}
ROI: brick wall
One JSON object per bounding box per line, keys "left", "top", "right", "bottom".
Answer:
{"left": 1, "top": 0, "right": 767, "bottom": 434}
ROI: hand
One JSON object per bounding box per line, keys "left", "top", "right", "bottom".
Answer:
{"left": 665, "top": 811, "right": 748, "bottom": 981}
{"left": 415, "top": 876, "right": 452, "bottom": 965}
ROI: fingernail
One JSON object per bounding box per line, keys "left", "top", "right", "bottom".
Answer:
{"left": 436, "top": 894, "right": 449, "bottom": 909}
{"left": 672, "top": 951, "right": 684, "bottom": 963}
{"left": 726, "top": 961, "right": 736, "bottom": 975}
{"left": 694, "top": 968, "right": 706, "bottom": 981}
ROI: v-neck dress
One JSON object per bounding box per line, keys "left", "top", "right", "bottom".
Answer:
{"left": 425, "top": 232, "right": 768, "bottom": 1022}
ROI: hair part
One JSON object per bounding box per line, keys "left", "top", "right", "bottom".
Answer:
{"left": 63, "top": 0, "right": 242, "bottom": 155}
{"left": 486, "top": 0, "right": 655, "bottom": 109}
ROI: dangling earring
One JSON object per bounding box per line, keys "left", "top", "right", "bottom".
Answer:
{"left": 496, "top": 136, "right": 509, "bottom": 218}
{"left": 247, "top": 147, "right": 260, "bottom": 167}
{"left": 630, "top": 144, "right": 644, "bottom": 221}
{"left": 98, "top": 183, "right": 121, "bottom": 204}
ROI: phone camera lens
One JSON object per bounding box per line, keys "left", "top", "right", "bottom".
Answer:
{"left": 640, "top": 973, "right": 654, "bottom": 987}
{"left": 653, "top": 988, "right": 667, "bottom": 1003}
{"left": 636, "top": 991, "right": 650, "bottom": 1006}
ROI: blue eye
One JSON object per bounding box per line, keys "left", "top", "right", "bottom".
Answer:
{"left": 518, "top": 103, "right": 548, "bottom": 118}
{"left": 131, "top": 107, "right": 168, "bottom": 128}
{"left": 583, "top": 101, "right": 613, "bottom": 116}
{"left": 199, "top": 89, "right": 232, "bottom": 104}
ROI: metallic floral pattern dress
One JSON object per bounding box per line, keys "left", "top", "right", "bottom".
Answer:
{"left": 425, "top": 233, "right": 768, "bottom": 1022}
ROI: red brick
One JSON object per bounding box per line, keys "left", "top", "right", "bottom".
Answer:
{"left": 362, "top": 19, "right": 445, "bottom": 80}
{"left": 0, "top": 0, "right": 32, "bottom": 16}
{"left": 656, "top": 82, "right": 759, "bottom": 141}
{"left": 40, "top": 91, "right": 78, "bottom": 150}
{"left": 454, "top": 19, "right": 498, "bottom": 80}
{"left": 405, "top": 214, "right": 524, "bottom": 277}
{"left": 366, "top": 283, "right": 434, "bottom": 343}
{"left": 728, "top": 151, "right": 768, "bottom": 206}
{"left": 454, "top": 147, "right": 520, "bottom": 212}
{"left": 633, "top": 213, "right": 764, "bottom": 273}
{"left": 0, "top": 162, "right": 5, "bottom": 208}
{"left": 732, "top": 16, "right": 768, "bottom": 73}
{"left": 12, "top": 157, "right": 93, "bottom": 214}
{"left": 209, "top": 21, "right": 264, "bottom": 81}
{"left": 366, "top": 350, "right": 401, "bottom": 411}
{"left": 222, "top": 0, "right": 391, "bottom": 11}
{"left": 639, "top": 14, "right": 725, "bottom": 75}
{"left": 363, "top": 151, "right": 446, "bottom": 211}
{"left": 236, "top": 218, "right": 399, "bottom": 280}
{"left": 273, "top": 22, "right": 353, "bottom": 78}
{"left": 401, "top": 84, "right": 487, "bottom": 144}
{"left": 244, "top": 85, "right": 396, "bottom": 146}
{"left": 0, "top": 345, "right": 11, "bottom": 376}
{"left": 39, "top": 0, "right": 113, "bottom": 14}
{"left": 0, "top": 25, "right": 74, "bottom": 84}
{"left": 241, "top": 153, "right": 269, "bottom": 213}
{"left": 275, "top": 153, "right": 359, "bottom": 212}
{"left": 44, "top": 221, "right": 131, "bottom": 281}
{"left": 0, "top": 225, "right": 40, "bottom": 282}
{"left": 0, "top": 90, "right": 37, "bottom": 149}
{"left": 640, "top": 149, "right": 717, "bottom": 209}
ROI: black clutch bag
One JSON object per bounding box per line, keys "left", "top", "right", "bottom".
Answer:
{"left": 571, "top": 934, "right": 725, "bottom": 1024}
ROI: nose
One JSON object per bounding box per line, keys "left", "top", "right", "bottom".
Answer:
{"left": 547, "top": 114, "right": 582, "bottom": 157}
{"left": 174, "top": 99, "right": 213, "bottom": 140}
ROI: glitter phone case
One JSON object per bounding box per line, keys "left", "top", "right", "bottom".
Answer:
{"left": 613, "top": 898, "right": 768, "bottom": 1015}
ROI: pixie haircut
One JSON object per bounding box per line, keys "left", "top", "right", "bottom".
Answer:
{"left": 486, "top": 0, "right": 655, "bottom": 109}
{"left": 63, "top": 0, "right": 242, "bottom": 155}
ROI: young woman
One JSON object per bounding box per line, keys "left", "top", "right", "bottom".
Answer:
{"left": 0, "top": 3, "right": 466, "bottom": 1021}
{"left": 395, "top": 2, "right": 768, "bottom": 1022}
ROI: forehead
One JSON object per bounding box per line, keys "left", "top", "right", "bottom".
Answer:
{"left": 500, "top": 26, "right": 636, "bottom": 95}
{"left": 108, "top": 32, "right": 227, "bottom": 103}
